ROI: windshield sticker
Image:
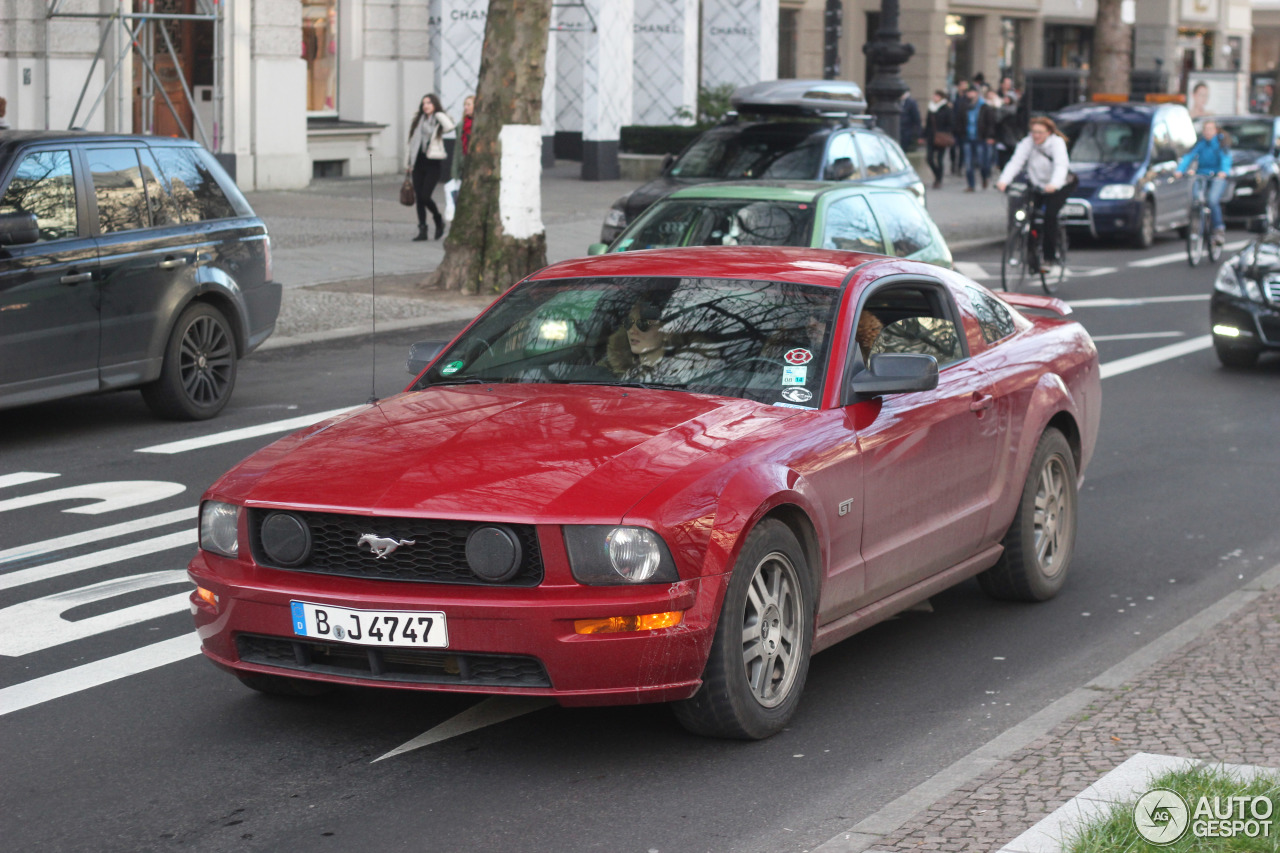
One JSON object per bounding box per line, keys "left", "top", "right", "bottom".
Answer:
{"left": 782, "top": 366, "right": 808, "bottom": 386}
{"left": 441, "top": 360, "right": 465, "bottom": 376}
{"left": 784, "top": 348, "right": 813, "bottom": 365}
{"left": 781, "top": 387, "right": 813, "bottom": 403}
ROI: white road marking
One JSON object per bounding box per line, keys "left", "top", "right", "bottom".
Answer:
{"left": 1100, "top": 334, "right": 1214, "bottom": 379}
{"left": 135, "top": 406, "right": 362, "bottom": 454}
{"left": 0, "top": 530, "right": 195, "bottom": 591}
{"left": 0, "top": 508, "right": 195, "bottom": 566}
{"left": 1127, "top": 240, "right": 1248, "bottom": 268}
{"left": 1069, "top": 294, "right": 1210, "bottom": 308}
{"left": 0, "top": 633, "right": 200, "bottom": 717}
{"left": 375, "top": 696, "right": 557, "bottom": 761}
{"left": 0, "top": 472, "right": 60, "bottom": 490}
{"left": 1090, "top": 331, "right": 1185, "bottom": 342}
{"left": 0, "top": 570, "right": 191, "bottom": 657}
{"left": 1064, "top": 266, "right": 1118, "bottom": 278}
{"left": 0, "top": 481, "right": 185, "bottom": 516}
{"left": 953, "top": 261, "right": 990, "bottom": 281}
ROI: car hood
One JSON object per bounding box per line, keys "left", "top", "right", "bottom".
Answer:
{"left": 1071, "top": 161, "right": 1142, "bottom": 189}
{"left": 213, "top": 384, "right": 796, "bottom": 522}
{"left": 1229, "top": 149, "right": 1265, "bottom": 168}
{"left": 623, "top": 176, "right": 714, "bottom": 220}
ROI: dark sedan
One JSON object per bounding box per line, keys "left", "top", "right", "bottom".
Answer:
{"left": 1212, "top": 232, "right": 1280, "bottom": 367}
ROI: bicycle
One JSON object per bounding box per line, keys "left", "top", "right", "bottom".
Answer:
{"left": 1001, "top": 183, "right": 1068, "bottom": 295}
{"left": 1185, "top": 173, "right": 1228, "bottom": 267}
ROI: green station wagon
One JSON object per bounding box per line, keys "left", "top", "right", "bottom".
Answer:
{"left": 590, "top": 182, "right": 952, "bottom": 269}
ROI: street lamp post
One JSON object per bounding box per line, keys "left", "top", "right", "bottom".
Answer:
{"left": 862, "top": 0, "right": 914, "bottom": 143}
{"left": 823, "top": 0, "right": 842, "bottom": 80}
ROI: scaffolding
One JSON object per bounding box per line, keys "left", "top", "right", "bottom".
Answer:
{"left": 44, "top": 0, "right": 223, "bottom": 152}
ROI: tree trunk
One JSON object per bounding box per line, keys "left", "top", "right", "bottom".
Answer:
{"left": 423, "top": 0, "right": 553, "bottom": 295}
{"left": 1087, "top": 0, "right": 1131, "bottom": 98}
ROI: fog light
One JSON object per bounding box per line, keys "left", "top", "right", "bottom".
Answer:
{"left": 260, "top": 511, "right": 311, "bottom": 567}
{"left": 195, "top": 586, "right": 218, "bottom": 607}
{"left": 466, "top": 525, "right": 522, "bottom": 582}
{"left": 574, "top": 611, "right": 684, "bottom": 635}
{"left": 1213, "top": 324, "right": 1242, "bottom": 338}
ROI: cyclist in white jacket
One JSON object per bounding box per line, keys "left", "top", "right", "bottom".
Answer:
{"left": 997, "top": 116, "right": 1073, "bottom": 273}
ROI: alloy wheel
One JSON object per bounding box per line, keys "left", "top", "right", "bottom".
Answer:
{"left": 1032, "top": 454, "right": 1071, "bottom": 580}
{"left": 178, "top": 314, "right": 235, "bottom": 407}
{"left": 740, "top": 551, "right": 803, "bottom": 709}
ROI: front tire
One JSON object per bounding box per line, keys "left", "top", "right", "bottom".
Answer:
{"left": 1132, "top": 199, "right": 1155, "bottom": 249}
{"left": 673, "top": 519, "right": 814, "bottom": 740}
{"left": 1001, "top": 228, "right": 1028, "bottom": 293}
{"left": 978, "top": 428, "right": 1077, "bottom": 602}
{"left": 141, "top": 302, "right": 238, "bottom": 420}
{"left": 1187, "top": 209, "right": 1206, "bottom": 267}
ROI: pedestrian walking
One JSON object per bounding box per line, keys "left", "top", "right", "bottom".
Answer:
{"left": 949, "top": 80, "right": 969, "bottom": 175}
{"left": 923, "top": 90, "right": 954, "bottom": 189}
{"left": 444, "top": 94, "right": 475, "bottom": 224}
{"left": 405, "top": 93, "right": 456, "bottom": 241}
{"left": 958, "top": 86, "right": 997, "bottom": 192}
{"left": 993, "top": 94, "right": 1022, "bottom": 170}
{"left": 899, "top": 89, "right": 922, "bottom": 154}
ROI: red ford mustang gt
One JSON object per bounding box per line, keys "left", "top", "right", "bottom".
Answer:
{"left": 188, "top": 247, "right": 1100, "bottom": 739}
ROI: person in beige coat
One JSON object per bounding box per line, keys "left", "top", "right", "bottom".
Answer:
{"left": 405, "top": 93, "right": 456, "bottom": 240}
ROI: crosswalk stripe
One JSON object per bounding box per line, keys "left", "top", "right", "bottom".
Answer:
{"left": 1100, "top": 335, "right": 1214, "bottom": 379}
{"left": 0, "top": 508, "right": 195, "bottom": 567}
{"left": 0, "top": 530, "right": 196, "bottom": 592}
{"left": 135, "top": 406, "right": 363, "bottom": 455}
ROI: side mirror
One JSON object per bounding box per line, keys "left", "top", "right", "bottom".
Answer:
{"left": 0, "top": 211, "right": 39, "bottom": 247}
{"left": 587, "top": 242, "right": 609, "bottom": 255}
{"left": 824, "top": 156, "right": 855, "bottom": 181}
{"left": 661, "top": 153, "right": 676, "bottom": 173}
{"left": 849, "top": 353, "right": 939, "bottom": 397}
{"left": 407, "top": 340, "right": 447, "bottom": 375}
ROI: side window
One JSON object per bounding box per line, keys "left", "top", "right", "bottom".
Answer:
{"left": 138, "top": 148, "right": 182, "bottom": 227}
{"left": 883, "top": 138, "right": 911, "bottom": 173}
{"left": 88, "top": 147, "right": 149, "bottom": 233}
{"left": 824, "top": 133, "right": 862, "bottom": 180}
{"left": 821, "top": 195, "right": 883, "bottom": 252}
{"left": 0, "top": 150, "right": 79, "bottom": 241}
{"left": 854, "top": 132, "right": 893, "bottom": 177}
{"left": 871, "top": 192, "right": 933, "bottom": 257}
{"left": 1169, "top": 112, "right": 1197, "bottom": 155}
{"left": 965, "top": 285, "right": 1017, "bottom": 345}
{"left": 152, "top": 147, "right": 236, "bottom": 222}
{"left": 863, "top": 284, "right": 964, "bottom": 368}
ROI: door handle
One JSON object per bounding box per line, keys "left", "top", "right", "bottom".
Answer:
{"left": 156, "top": 257, "right": 187, "bottom": 270}
{"left": 969, "top": 393, "right": 994, "bottom": 412}
{"left": 59, "top": 272, "right": 93, "bottom": 285}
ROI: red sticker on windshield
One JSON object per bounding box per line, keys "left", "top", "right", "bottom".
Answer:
{"left": 784, "top": 348, "right": 813, "bottom": 365}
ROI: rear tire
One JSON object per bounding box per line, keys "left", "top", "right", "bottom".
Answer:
{"left": 1040, "top": 222, "right": 1068, "bottom": 295}
{"left": 141, "top": 302, "right": 238, "bottom": 420}
{"left": 1208, "top": 225, "right": 1224, "bottom": 263}
{"left": 1187, "top": 209, "right": 1205, "bottom": 267}
{"left": 978, "top": 429, "right": 1077, "bottom": 602}
{"left": 1000, "top": 228, "right": 1028, "bottom": 293}
{"left": 673, "top": 519, "right": 814, "bottom": 740}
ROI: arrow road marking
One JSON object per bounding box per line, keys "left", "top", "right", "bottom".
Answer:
{"left": 0, "top": 472, "right": 60, "bottom": 490}
{"left": 0, "top": 481, "right": 185, "bottom": 515}
{"left": 375, "top": 696, "right": 557, "bottom": 761}
{"left": 136, "top": 406, "right": 362, "bottom": 454}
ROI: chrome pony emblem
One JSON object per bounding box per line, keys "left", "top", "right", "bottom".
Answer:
{"left": 357, "top": 533, "right": 416, "bottom": 559}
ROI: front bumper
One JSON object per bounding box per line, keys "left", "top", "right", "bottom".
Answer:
{"left": 1060, "top": 196, "right": 1141, "bottom": 238}
{"left": 1210, "top": 290, "right": 1280, "bottom": 353}
{"left": 189, "top": 542, "right": 725, "bottom": 707}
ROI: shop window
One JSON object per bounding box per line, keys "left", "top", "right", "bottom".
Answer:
{"left": 303, "top": 0, "right": 339, "bottom": 114}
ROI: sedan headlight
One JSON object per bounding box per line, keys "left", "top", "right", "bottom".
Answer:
{"left": 1097, "top": 184, "right": 1135, "bottom": 200}
{"left": 603, "top": 201, "right": 628, "bottom": 230}
{"left": 200, "top": 501, "right": 241, "bottom": 558}
{"left": 563, "top": 525, "right": 679, "bottom": 585}
{"left": 1215, "top": 264, "right": 1265, "bottom": 302}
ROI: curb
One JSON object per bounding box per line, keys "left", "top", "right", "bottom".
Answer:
{"left": 812, "top": 559, "right": 1280, "bottom": 853}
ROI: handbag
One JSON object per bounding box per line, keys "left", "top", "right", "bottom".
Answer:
{"left": 932, "top": 131, "right": 955, "bottom": 149}
{"left": 399, "top": 176, "right": 415, "bottom": 206}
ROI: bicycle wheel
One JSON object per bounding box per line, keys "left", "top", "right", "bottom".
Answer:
{"left": 1186, "top": 208, "right": 1205, "bottom": 267}
{"left": 1041, "top": 222, "right": 1068, "bottom": 295}
{"left": 1001, "top": 228, "right": 1029, "bottom": 292}
{"left": 1208, "top": 220, "right": 1224, "bottom": 262}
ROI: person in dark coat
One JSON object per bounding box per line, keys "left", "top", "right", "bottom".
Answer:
{"left": 899, "top": 89, "right": 922, "bottom": 153}
{"left": 923, "top": 90, "right": 954, "bottom": 189}
{"left": 993, "top": 94, "right": 1023, "bottom": 170}
{"left": 949, "top": 80, "right": 969, "bottom": 175}
{"left": 956, "top": 86, "right": 997, "bottom": 191}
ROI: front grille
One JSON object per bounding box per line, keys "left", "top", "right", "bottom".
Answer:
{"left": 235, "top": 634, "right": 552, "bottom": 688}
{"left": 249, "top": 510, "right": 543, "bottom": 586}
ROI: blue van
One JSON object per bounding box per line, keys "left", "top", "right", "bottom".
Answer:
{"left": 1052, "top": 102, "right": 1196, "bottom": 247}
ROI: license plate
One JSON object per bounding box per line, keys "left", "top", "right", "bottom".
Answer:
{"left": 290, "top": 601, "right": 448, "bottom": 648}
{"left": 1062, "top": 203, "right": 1086, "bottom": 217}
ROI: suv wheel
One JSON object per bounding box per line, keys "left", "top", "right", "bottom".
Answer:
{"left": 141, "top": 302, "right": 238, "bottom": 420}
{"left": 1131, "top": 199, "right": 1155, "bottom": 249}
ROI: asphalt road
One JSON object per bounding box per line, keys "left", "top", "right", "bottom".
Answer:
{"left": 2, "top": 234, "right": 1278, "bottom": 853}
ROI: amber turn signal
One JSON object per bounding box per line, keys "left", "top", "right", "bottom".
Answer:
{"left": 195, "top": 586, "right": 219, "bottom": 607}
{"left": 574, "top": 611, "right": 683, "bottom": 635}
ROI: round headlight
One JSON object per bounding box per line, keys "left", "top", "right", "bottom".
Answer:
{"left": 466, "top": 525, "right": 523, "bottom": 582}
{"left": 199, "top": 501, "right": 240, "bottom": 558}
{"left": 1014, "top": 208, "right": 1026, "bottom": 222}
{"left": 260, "top": 512, "right": 312, "bottom": 567}
{"left": 606, "top": 527, "right": 662, "bottom": 582}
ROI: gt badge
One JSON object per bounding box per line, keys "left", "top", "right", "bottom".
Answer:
{"left": 784, "top": 348, "right": 813, "bottom": 365}
{"left": 357, "top": 534, "right": 416, "bottom": 559}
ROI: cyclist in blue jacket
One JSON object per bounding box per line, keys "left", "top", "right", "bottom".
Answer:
{"left": 1176, "top": 121, "right": 1232, "bottom": 244}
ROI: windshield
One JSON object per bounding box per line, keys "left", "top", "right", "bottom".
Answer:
{"left": 416, "top": 276, "right": 838, "bottom": 407}
{"left": 1059, "top": 120, "right": 1150, "bottom": 163}
{"left": 1212, "top": 120, "right": 1273, "bottom": 153}
{"left": 614, "top": 199, "right": 814, "bottom": 251}
{"left": 669, "top": 130, "right": 824, "bottom": 179}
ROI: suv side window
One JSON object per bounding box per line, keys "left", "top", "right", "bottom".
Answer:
{"left": 871, "top": 192, "right": 933, "bottom": 256}
{"left": 152, "top": 147, "right": 236, "bottom": 222}
{"left": 0, "top": 150, "right": 79, "bottom": 241}
{"left": 821, "top": 194, "right": 881, "bottom": 251}
{"left": 854, "top": 132, "right": 893, "bottom": 177}
{"left": 138, "top": 147, "right": 182, "bottom": 227}
{"left": 824, "top": 133, "right": 862, "bottom": 180}
{"left": 88, "top": 147, "right": 149, "bottom": 233}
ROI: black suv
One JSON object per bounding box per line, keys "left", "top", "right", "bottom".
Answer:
{"left": 600, "top": 80, "right": 925, "bottom": 244}
{"left": 0, "top": 132, "right": 279, "bottom": 419}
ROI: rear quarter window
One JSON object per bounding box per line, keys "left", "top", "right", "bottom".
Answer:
{"left": 150, "top": 146, "right": 241, "bottom": 222}
{"left": 964, "top": 285, "right": 1018, "bottom": 345}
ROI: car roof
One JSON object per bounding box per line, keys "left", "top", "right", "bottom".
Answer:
{"left": 0, "top": 130, "right": 202, "bottom": 155}
{"left": 1053, "top": 103, "right": 1167, "bottom": 124}
{"left": 661, "top": 181, "right": 911, "bottom": 203}
{"left": 731, "top": 79, "right": 868, "bottom": 117}
{"left": 1197, "top": 114, "right": 1274, "bottom": 122}
{"left": 530, "top": 246, "right": 892, "bottom": 288}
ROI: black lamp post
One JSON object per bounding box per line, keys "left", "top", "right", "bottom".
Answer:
{"left": 862, "top": 0, "right": 914, "bottom": 143}
{"left": 823, "top": 0, "right": 842, "bottom": 80}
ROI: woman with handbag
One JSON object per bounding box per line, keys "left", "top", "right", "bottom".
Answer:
{"left": 924, "top": 90, "right": 954, "bottom": 190}
{"left": 405, "top": 93, "right": 456, "bottom": 241}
